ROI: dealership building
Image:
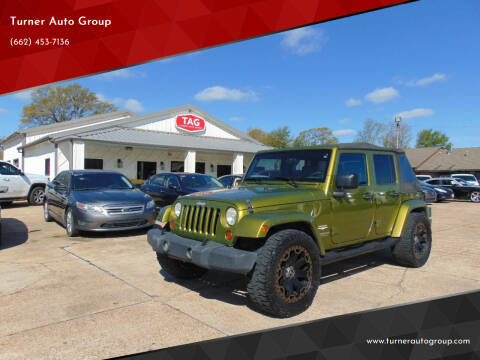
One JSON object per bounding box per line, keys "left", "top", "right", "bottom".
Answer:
{"left": 0, "top": 105, "right": 268, "bottom": 180}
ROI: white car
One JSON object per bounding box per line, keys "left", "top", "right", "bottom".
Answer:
{"left": 416, "top": 174, "right": 432, "bottom": 181}
{"left": 0, "top": 161, "right": 49, "bottom": 206}
{"left": 451, "top": 173, "right": 479, "bottom": 186}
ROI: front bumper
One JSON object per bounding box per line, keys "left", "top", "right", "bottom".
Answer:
{"left": 75, "top": 208, "right": 156, "bottom": 232}
{"left": 147, "top": 229, "right": 257, "bottom": 275}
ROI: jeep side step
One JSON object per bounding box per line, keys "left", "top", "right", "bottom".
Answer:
{"left": 320, "top": 237, "right": 400, "bottom": 265}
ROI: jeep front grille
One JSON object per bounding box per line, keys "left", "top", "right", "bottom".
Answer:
{"left": 179, "top": 205, "right": 220, "bottom": 235}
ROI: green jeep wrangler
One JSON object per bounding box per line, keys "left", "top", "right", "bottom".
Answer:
{"left": 147, "top": 143, "right": 432, "bottom": 317}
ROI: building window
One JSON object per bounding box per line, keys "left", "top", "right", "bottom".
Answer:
{"left": 13, "top": 158, "right": 19, "bottom": 168}
{"left": 137, "top": 161, "right": 156, "bottom": 180}
{"left": 45, "top": 158, "right": 50, "bottom": 176}
{"left": 195, "top": 162, "right": 205, "bottom": 174}
{"left": 85, "top": 158, "right": 104, "bottom": 170}
{"left": 171, "top": 161, "right": 184, "bottom": 173}
{"left": 217, "top": 165, "right": 232, "bottom": 178}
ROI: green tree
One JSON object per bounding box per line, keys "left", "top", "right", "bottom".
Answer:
{"left": 247, "top": 128, "right": 269, "bottom": 145}
{"left": 293, "top": 127, "right": 338, "bottom": 147}
{"left": 21, "top": 83, "right": 117, "bottom": 128}
{"left": 381, "top": 122, "right": 413, "bottom": 149}
{"left": 354, "top": 119, "right": 386, "bottom": 145}
{"left": 416, "top": 129, "right": 452, "bottom": 149}
{"left": 267, "top": 126, "right": 292, "bottom": 148}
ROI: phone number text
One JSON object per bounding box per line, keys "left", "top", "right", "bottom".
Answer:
{"left": 10, "top": 38, "right": 70, "bottom": 47}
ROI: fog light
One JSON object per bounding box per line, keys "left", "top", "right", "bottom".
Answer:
{"left": 170, "top": 221, "right": 175, "bottom": 229}
{"left": 261, "top": 224, "right": 269, "bottom": 233}
{"left": 225, "top": 230, "right": 233, "bottom": 241}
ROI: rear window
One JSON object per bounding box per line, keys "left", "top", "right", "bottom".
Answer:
{"left": 397, "top": 154, "right": 417, "bottom": 183}
{"left": 373, "top": 154, "right": 396, "bottom": 185}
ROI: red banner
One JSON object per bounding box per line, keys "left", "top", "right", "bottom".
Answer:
{"left": 0, "top": 0, "right": 416, "bottom": 95}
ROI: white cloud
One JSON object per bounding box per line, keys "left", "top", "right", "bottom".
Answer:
{"left": 338, "top": 118, "right": 350, "bottom": 124}
{"left": 12, "top": 89, "right": 32, "bottom": 101}
{"left": 365, "top": 87, "right": 399, "bottom": 104}
{"left": 0, "top": 108, "right": 8, "bottom": 113}
{"left": 123, "top": 99, "right": 144, "bottom": 112}
{"left": 97, "top": 68, "right": 146, "bottom": 80}
{"left": 333, "top": 129, "right": 357, "bottom": 136}
{"left": 229, "top": 116, "right": 243, "bottom": 122}
{"left": 345, "top": 98, "right": 361, "bottom": 107}
{"left": 96, "top": 93, "right": 145, "bottom": 112}
{"left": 406, "top": 73, "right": 446, "bottom": 87}
{"left": 397, "top": 108, "right": 434, "bottom": 119}
{"left": 194, "top": 86, "right": 258, "bottom": 102}
{"left": 281, "top": 27, "right": 326, "bottom": 55}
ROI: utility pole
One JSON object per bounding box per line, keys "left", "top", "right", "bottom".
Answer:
{"left": 395, "top": 115, "right": 402, "bottom": 148}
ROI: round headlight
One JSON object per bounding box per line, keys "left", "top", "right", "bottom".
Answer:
{"left": 225, "top": 207, "right": 238, "bottom": 226}
{"left": 174, "top": 202, "right": 182, "bottom": 217}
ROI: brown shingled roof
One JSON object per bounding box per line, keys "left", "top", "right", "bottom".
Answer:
{"left": 405, "top": 147, "right": 441, "bottom": 168}
{"left": 416, "top": 147, "right": 480, "bottom": 172}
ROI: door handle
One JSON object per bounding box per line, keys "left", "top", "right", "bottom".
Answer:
{"left": 3, "top": 178, "right": 10, "bottom": 181}
{"left": 389, "top": 191, "right": 401, "bottom": 197}
{"left": 362, "top": 193, "right": 374, "bottom": 200}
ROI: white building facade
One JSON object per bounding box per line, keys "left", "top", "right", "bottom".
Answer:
{"left": 1, "top": 105, "right": 268, "bottom": 181}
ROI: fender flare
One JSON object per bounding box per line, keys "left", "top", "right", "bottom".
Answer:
{"left": 158, "top": 205, "right": 172, "bottom": 223}
{"left": 234, "top": 211, "right": 325, "bottom": 254}
{"left": 391, "top": 200, "right": 431, "bottom": 238}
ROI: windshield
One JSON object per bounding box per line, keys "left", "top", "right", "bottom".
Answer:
{"left": 245, "top": 149, "right": 332, "bottom": 183}
{"left": 178, "top": 174, "right": 223, "bottom": 189}
{"left": 453, "top": 175, "right": 477, "bottom": 182}
{"left": 72, "top": 173, "right": 134, "bottom": 190}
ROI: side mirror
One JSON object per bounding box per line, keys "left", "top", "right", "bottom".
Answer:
{"left": 336, "top": 174, "right": 358, "bottom": 189}
{"left": 168, "top": 184, "right": 178, "bottom": 192}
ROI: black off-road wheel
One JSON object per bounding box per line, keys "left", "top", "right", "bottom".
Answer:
{"left": 28, "top": 186, "right": 45, "bottom": 205}
{"left": 156, "top": 253, "right": 207, "bottom": 279}
{"left": 247, "top": 229, "right": 321, "bottom": 318}
{"left": 392, "top": 212, "right": 432, "bottom": 267}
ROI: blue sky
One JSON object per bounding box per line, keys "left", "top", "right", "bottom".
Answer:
{"left": 1, "top": 0, "right": 479, "bottom": 147}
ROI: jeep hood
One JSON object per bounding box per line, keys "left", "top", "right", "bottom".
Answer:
{"left": 182, "top": 185, "right": 324, "bottom": 210}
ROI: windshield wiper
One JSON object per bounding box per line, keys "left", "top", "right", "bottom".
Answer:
{"left": 271, "top": 176, "right": 298, "bottom": 188}
{"left": 74, "top": 187, "right": 98, "bottom": 191}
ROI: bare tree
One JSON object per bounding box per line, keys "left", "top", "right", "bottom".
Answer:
{"left": 381, "top": 122, "right": 413, "bottom": 149}
{"left": 354, "top": 119, "right": 386, "bottom": 145}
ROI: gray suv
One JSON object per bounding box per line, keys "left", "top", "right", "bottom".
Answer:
{"left": 44, "top": 170, "right": 156, "bottom": 236}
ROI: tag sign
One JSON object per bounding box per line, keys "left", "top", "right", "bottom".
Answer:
{"left": 175, "top": 115, "right": 205, "bottom": 133}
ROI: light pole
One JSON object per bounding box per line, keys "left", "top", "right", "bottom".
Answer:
{"left": 395, "top": 115, "right": 402, "bottom": 148}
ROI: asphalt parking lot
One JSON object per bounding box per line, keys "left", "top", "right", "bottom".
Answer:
{"left": 0, "top": 201, "right": 479, "bottom": 359}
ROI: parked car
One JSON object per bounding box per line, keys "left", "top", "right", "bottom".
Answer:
{"left": 149, "top": 144, "right": 432, "bottom": 317}
{"left": 416, "top": 174, "right": 432, "bottom": 181}
{"left": 0, "top": 161, "right": 49, "bottom": 206}
{"left": 419, "top": 182, "right": 437, "bottom": 203}
{"left": 44, "top": 170, "right": 156, "bottom": 236}
{"left": 451, "top": 173, "right": 479, "bottom": 186}
{"left": 424, "top": 177, "right": 480, "bottom": 203}
{"left": 420, "top": 181, "right": 454, "bottom": 202}
{"left": 140, "top": 173, "right": 224, "bottom": 206}
{"left": 218, "top": 174, "right": 243, "bottom": 188}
